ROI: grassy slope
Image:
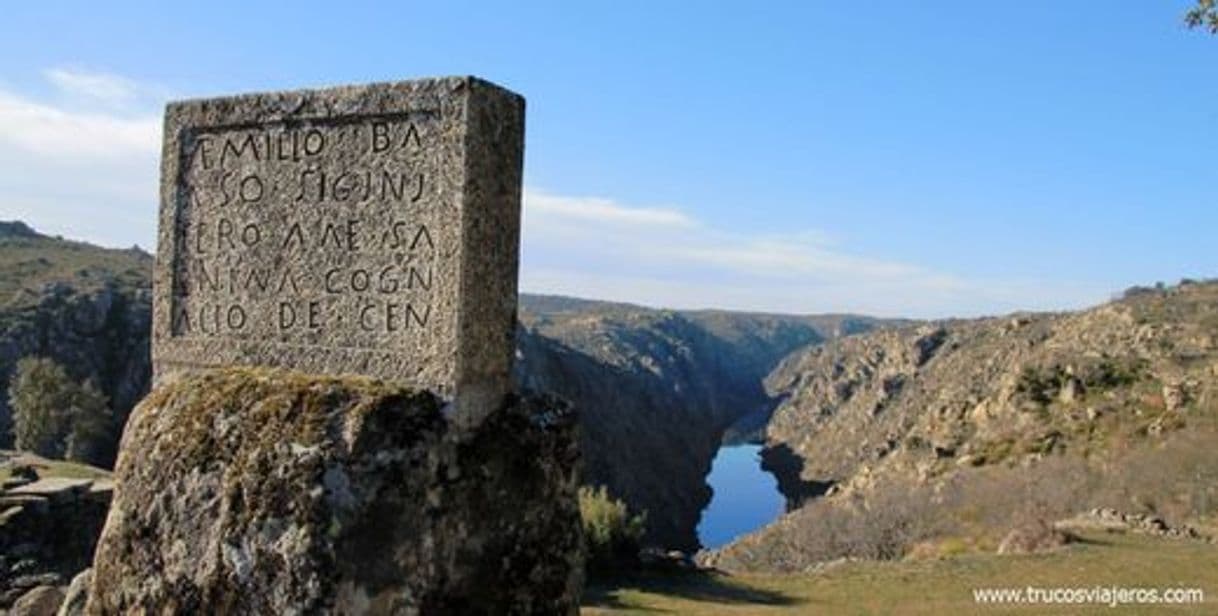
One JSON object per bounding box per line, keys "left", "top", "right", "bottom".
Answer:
{"left": 584, "top": 533, "right": 1218, "bottom": 615}
{"left": 0, "top": 450, "right": 112, "bottom": 483}
{"left": 0, "top": 231, "right": 150, "bottom": 303}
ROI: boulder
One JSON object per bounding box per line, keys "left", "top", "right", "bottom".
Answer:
{"left": 997, "top": 522, "right": 1073, "bottom": 555}
{"left": 1055, "top": 508, "right": 1209, "bottom": 541}
{"left": 1162, "top": 381, "right": 1190, "bottom": 412}
{"left": 56, "top": 569, "right": 90, "bottom": 616}
{"left": 0, "top": 473, "right": 110, "bottom": 609}
{"left": 10, "top": 585, "right": 64, "bottom": 616}
{"left": 87, "top": 367, "right": 583, "bottom": 614}
{"left": 1058, "top": 377, "right": 1084, "bottom": 404}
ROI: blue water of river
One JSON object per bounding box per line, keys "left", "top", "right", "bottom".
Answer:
{"left": 696, "top": 444, "right": 785, "bottom": 549}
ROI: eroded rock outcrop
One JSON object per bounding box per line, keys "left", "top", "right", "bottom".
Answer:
{"left": 1055, "top": 508, "right": 1211, "bottom": 541}
{"left": 515, "top": 304, "right": 865, "bottom": 551}
{"left": 0, "top": 223, "right": 152, "bottom": 460}
{"left": 86, "top": 368, "right": 582, "bottom": 614}
{"left": 0, "top": 459, "right": 111, "bottom": 608}
{"left": 763, "top": 283, "right": 1218, "bottom": 506}
{"left": 706, "top": 281, "right": 1218, "bottom": 572}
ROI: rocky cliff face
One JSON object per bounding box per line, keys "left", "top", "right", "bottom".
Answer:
{"left": 516, "top": 297, "right": 885, "bottom": 550}
{"left": 0, "top": 454, "right": 113, "bottom": 609}
{"left": 0, "top": 226, "right": 152, "bottom": 458}
{"left": 763, "top": 283, "right": 1217, "bottom": 504}
{"left": 703, "top": 281, "right": 1218, "bottom": 571}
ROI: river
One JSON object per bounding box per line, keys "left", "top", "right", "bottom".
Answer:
{"left": 696, "top": 443, "right": 785, "bottom": 549}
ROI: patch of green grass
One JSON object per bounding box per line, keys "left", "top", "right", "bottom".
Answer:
{"left": 0, "top": 450, "right": 111, "bottom": 484}
{"left": 583, "top": 532, "right": 1218, "bottom": 614}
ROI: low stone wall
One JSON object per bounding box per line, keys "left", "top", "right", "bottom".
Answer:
{"left": 87, "top": 367, "right": 583, "bottom": 614}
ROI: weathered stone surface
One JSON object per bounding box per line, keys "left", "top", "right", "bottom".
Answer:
{"left": 56, "top": 570, "right": 90, "bottom": 616}
{"left": 9, "top": 585, "right": 64, "bottom": 616}
{"left": 87, "top": 367, "right": 581, "bottom": 614}
{"left": 6, "top": 478, "right": 94, "bottom": 500}
{"left": 153, "top": 77, "right": 525, "bottom": 426}
{"left": 0, "top": 474, "right": 110, "bottom": 610}
{"left": 996, "top": 523, "right": 1073, "bottom": 555}
{"left": 1055, "top": 507, "right": 1210, "bottom": 541}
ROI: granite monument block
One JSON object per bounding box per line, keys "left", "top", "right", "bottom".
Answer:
{"left": 152, "top": 76, "right": 525, "bottom": 424}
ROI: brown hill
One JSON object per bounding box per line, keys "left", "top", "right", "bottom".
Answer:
{"left": 705, "top": 280, "right": 1218, "bottom": 571}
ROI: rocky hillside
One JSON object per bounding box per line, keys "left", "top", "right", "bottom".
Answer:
{"left": 705, "top": 280, "right": 1218, "bottom": 571}
{"left": 0, "top": 223, "right": 152, "bottom": 462}
{"left": 517, "top": 297, "right": 882, "bottom": 549}
{"left": 764, "top": 281, "right": 1217, "bottom": 503}
{"left": 0, "top": 222, "right": 892, "bottom": 551}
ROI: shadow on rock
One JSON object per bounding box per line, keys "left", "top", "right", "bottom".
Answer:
{"left": 584, "top": 569, "right": 801, "bottom": 610}
{"left": 759, "top": 443, "right": 834, "bottom": 511}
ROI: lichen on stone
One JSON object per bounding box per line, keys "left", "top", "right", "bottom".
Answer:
{"left": 87, "top": 367, "right": 582, "bottom": 614}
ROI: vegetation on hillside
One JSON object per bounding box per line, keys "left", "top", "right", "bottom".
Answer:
{"left": 8, "top": 356, "right": 113, "bottom": 466}
{"left": 0, "top": 222, "right": 150, "bottom": 314}
{"left": 586, "top": 531, "right": 1218, "bottom": 614}
{"left": 580, "top": 485, "right": 647, "bottom": 575}
{"left": 0, "top": 222, "right": 153, "bottom": 455}
{"left": 709, "top": 280, "right": 1218, "bottom": 572}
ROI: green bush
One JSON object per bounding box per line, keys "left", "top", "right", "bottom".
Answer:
{"left": 1015, "top": 365, "right": 1063, "bottom": 406}
{"left": 1082, "top": 358, "right": 1146, "bottom": 390}
{"left": 63, "top": 379, "right": 112, "bottom": 465}
{"left": 579, "top": 485, "right": 645, "bottom": 574}
{"left": 8, "top": 356, "right": 112, "bottom": 465}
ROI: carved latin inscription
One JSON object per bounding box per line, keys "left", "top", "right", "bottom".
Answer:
{"left": 171, "top": 117, "right": 440, "bottom": 350}
{"left": 154, "top": 78, "right": 525, "bottom": 423}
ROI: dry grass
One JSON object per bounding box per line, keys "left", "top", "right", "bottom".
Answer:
{"left": 584, "top": 531, "right": 1218, "bottom": 614}
{"left": 0, "top": 449, "right": 110, "bottom": 483}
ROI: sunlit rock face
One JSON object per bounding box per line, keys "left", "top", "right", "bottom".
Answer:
{"left": 87, "top": 367, "right": 582, "bottom": 615}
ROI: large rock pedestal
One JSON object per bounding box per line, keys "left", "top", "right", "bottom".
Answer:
{"left": 86, "top": 368, "right": 582, "bottom": 614}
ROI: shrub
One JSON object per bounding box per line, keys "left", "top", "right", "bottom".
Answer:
{"left": 1081, "top": 358, "right": 1146, "bottom": 390}
{"left": 579, "top": 485, "right": 645, "bottom": 574}
{"left": 63, "top": 379, "right": 113, "bottom": 465}
{"left": 8, "top": 356, "right": 112, "bottom": 465}
{"left": 783, "top": 478, "right": 949, "bottom": 566}
{"left": 9, "top": 357, "right": 73, "bottom": 456}
{"left": 1015, "top": 365, "right": 1064, "bottom": 406}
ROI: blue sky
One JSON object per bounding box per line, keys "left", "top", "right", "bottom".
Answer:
{"left": 0, "top": 1, "right": 1214, "bottom": 317}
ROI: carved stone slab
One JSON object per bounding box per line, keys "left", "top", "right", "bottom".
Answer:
{"left": 153, "top": 76, "right": 525, "bottom": 422}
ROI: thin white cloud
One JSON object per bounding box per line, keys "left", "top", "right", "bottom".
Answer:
{"left": 45, "top": 68, "right": 143, "bottom": 107}
{"left": 0, "top": 70, "right": 1106, "bottom": 317}
{"left": 0, "top": 69, "right": 161, "bottom": 248}
{"left": 0, "top": 90, "right": 159, "bottom": 158}
{"left": 662, "top": 239, "right": 925, "bottom": 280}
{"left": 521, "top": 190, "right": 1105, "bottom": 318}
{"left": 525, "top": 190, "right": 695, "bottom": 228}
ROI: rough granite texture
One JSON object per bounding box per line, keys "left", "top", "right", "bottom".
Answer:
{"left": 153, "top": 77, "right": 525, "bottom": 426}
{"left": 0, "top": 474, "right": 111, "bottom": 608}
{"left": 86, "top": 368, "right": 581, "bottom": 615}
{"left": 9, "top": 585, "right": 63, "bottom": 616}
